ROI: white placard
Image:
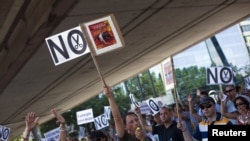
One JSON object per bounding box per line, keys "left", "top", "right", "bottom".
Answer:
{"left": 76, "top": 109, "right": 94, "bottom": 125}
{"left": 220, "top": 93, "right": 227, "bottom": 102}
{"left": 244, "top": 76, "right": 250, "bottom": 90}
{"left": 146, "top": 98, "right": 160, "bottom": 115}
{"left": 139, "top": 101, "right": 151, "bottom": 115}
{"left": 45, "top": 26, "right": 90, "bottom": 66}
{"left": 79, "top": 126, "right": 86, "bottom": 138}
{"left": 44, "top": 127, "right": 60, "bottom": 141}
{"left": 161, "top": 57, "right": 174, "bottom": 91}
{"left": 94, "top": 114, "right": 109, "bottom": 130}
{"left": 129, "top": 94, "right": 140, "bottom": 107}
{"left": 104, "top": 106, "right": 111, "bottom": 120}
{"left": 206, "top": 66, "right": 234, "bottom": 85}
{"left": 0, "top": 125, "right": 10, "bottom": 141}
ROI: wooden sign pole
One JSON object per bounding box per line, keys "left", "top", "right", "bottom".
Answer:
{"left": 90, "top": 51, "right": 107, "bottom": 87}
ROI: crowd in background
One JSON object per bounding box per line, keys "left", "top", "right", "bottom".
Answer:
{"left": 20, "top": 84, "right": 250, "bottom": 141}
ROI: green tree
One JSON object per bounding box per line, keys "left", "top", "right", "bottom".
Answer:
{"left": 15, "top": 63, "right": 247, "bottom": 141}
{"left": 126, "top": 71, "right": 165, "bottom": 101}
{"left": 175, "top": 66, "right": 218, "bottom": 101}
{"left": 174, "top": 65, "right": 246, "bottom": 102}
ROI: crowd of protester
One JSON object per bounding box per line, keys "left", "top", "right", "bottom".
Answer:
{"left": 20, "top": 84, "right": 250, "bottom": 141}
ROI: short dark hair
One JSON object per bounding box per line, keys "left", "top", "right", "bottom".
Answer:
{"left": 171, "top": 103, "right": 183, "bottom": 111}
{"left": 68, "top": 131, "right": 79, "bottom": 141}
{"left": 160, "top": 105, "right": 171, "bottom": 112}
{"left": 89, "top": 130, "right": 107, "bottom": 141}
{"left": 200, "top": 90, "right": 208, "bottom": 96}
{"left": 123, "top": 111, "right": 137, "bottom": 125}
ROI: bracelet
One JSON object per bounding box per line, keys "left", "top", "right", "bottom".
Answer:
{"left": 60, "top": 129, "right": 66, "bottom": 131}
{"left": 59, "top": 127, "right": 66, "bottom": 131}
{"left": 60, "top": 129, "right": 66, "bottom": 132}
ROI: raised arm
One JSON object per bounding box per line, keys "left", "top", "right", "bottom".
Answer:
{"left": 220, "top": 97, "right": 237, "bottom": 119}
{"left": 177, "top": 119, "right": 193, "bottom": 141}
{"left": 31, "top": 126, "right": 42, "bottom": 141}
{"left": 187, "top": 94, "right": 202, "bottom": 122}
{"left": 51, "top": 108, "right": 67, "bottom": 141}
{"left": 22, "top": 112, "right": 40, "bottom": 141}
{"left": 134, "top": 107, "right": 153, "bottom": 133}
{"left": 103, "top": 85, "right": 125, "bottom": 138}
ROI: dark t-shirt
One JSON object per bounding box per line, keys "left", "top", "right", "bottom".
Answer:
{"left": 152, "top": 121, "right": 184, "bottom": 141}
{"left": 119, "top": 131, "right": 152, "bottom": 141}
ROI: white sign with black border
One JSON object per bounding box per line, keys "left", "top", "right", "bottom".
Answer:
{"left": 129, "top": 94, "right": 140, "bottom": 107}
{"left": 45, "top": 26, "right": 90, "bottom": 66}
{"left": 206, "top": 66, "right": 234, "bottom": 85}
{"left": 0, "top": 125, "right": 10, "bottom": 141}
{"left": 146, "top": 98, "right": 160, "bottom": 115}
{"left": 94, "top": 114, "right": 109, "bottom": 130}
{"left": 104, "top": 106, "right": 111, "bottom": 120}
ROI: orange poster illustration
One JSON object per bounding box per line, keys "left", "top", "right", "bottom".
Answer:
{"left": 81, "top": 14, "right": 125, "bottom": 56}
{"left": 161, "top": 57, "right": 174, "bottom": 91}
{"left": 163, "top": 61, "right": 174, "bottom": 85}
{"left": 88, "top": 20, "right": 117, "bottom": 49}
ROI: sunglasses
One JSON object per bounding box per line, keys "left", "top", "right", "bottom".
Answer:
{"left": 200, "top": 104, "right": 212, "bottom": 110}
{"left": 225, "top": 88, "right": 234, "bottom": 93}
{"left": 235, "top": 102, "right": 245, "bottom": 107}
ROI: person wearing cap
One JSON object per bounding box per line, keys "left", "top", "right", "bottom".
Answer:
{"left": 187, "top": 89, "right": 209, "bottom": 122}
{"left": 180, "top": 96, "right": 232, "bottom": 141}
{"left": 221, "top": 94, "right": 250, "bottom": 125}
{"left": 103, "top": 85, "right": 152, "bottom": 141}
{"left": 208, "top": 90, "right": 219, "bottom": 103}
{"left": 187, "top": 89, "right": 221, "bottom": 123}
{"left": 208, "top": 90, "right": 222, "bottom": 112}
{"left": 89, "top": 130, "right": 108, "bottom": 141}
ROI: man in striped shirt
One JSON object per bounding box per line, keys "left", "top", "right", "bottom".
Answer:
{"left": 180, "top": 96, "right": 232, "bottom": 141}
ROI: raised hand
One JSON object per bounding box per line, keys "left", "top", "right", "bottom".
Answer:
{"left": 51, "top": 108, "right": 65, "bottom": 124}
{"left": 196, "top": 89, "right": 200, "bottom": 96}
{"left": 51, "top": 108, "right": 68, "bottom": 141}
{"left": 25, "top": 112, "right": 39, "bottom": 131}
{"left": 103, "top": 85, "right": 113, "bottom": 98}
{"left": 177, "top": 118, "right": 186, "bottom": 132}
{"left": 187, "top": 94, "right": 192, "bottom": 102}
{"left": 23, "top": 112, "right": 40, "bottom": 140}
